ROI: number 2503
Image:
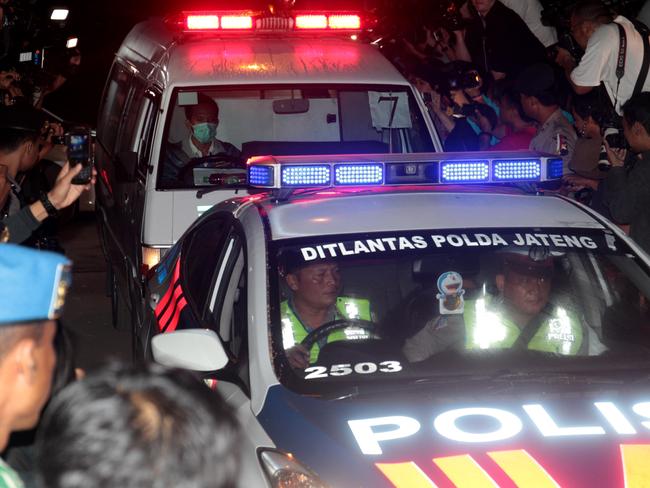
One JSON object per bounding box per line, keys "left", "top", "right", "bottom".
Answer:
{"left": 304, "top": 361, "right": 402, "bottom": 380}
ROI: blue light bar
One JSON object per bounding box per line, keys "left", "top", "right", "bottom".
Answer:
{"left": 281, "top": 165, "right": 331, "bottom": 186}
{"left": 248, "top": 165, "right": 274, "bottom": 186}
{"left": 334, "top": 164, "right": 384, "bottom": 185}
{"left": 547, "top": 158, "right": 564, "bottom": 179}
{"left": 493, "top": 159, "right": 541, "bottom": 181}
{"left": 440, "top": 161, "right": 489, "bottom": 183}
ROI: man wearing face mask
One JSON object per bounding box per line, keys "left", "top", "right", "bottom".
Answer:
{"left": 162, "top": 94, "right": 241, "bottom": 187}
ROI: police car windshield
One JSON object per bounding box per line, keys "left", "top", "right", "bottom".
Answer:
{"left": 270, "top": 228, "right": 650, "bottom": 394}
{"left": 158, "top": 85, "right": 433, "bottom": 189}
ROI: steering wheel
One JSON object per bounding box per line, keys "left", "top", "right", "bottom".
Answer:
{"left": 300, "top": 319, "right": 379, "bottom": 351}
{"left": 177, "top": 153, "right": 244, "bottom": 183}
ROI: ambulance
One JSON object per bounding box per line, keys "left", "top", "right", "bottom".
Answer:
{"left": 143, "top": 151, "right": 650, "bottom": 486}
{"left": 94, "top": 4, "right": 441, "bottom": 330}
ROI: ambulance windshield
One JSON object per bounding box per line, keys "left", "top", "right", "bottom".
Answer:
{"left": 158, "top": 85, "right": 434, "bottom": 189}
{"left": 270, "top": 228, "right": 650, "bottom": 394}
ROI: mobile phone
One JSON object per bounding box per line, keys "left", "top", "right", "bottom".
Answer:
{"left": 66, "top": 130, "right": 92, "bottom": 185}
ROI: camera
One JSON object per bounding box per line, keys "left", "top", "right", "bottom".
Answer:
{"left": 439, "top": 1, "right": 467, "bottom": 32}
{"left": 598, "top": 142, "right": 611, "bottom": 171}
{"left": 437, "top": 63, "right": 482, "bottom": 95}
{"left": 456, "top": 103, "right": 481, "bottom": 118}
{"left": 604, "top": 127, "right": 627, "bottom": 149}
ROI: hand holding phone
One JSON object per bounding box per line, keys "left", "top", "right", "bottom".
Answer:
{"left": 66, "top": 129, "right": 93, "bottom": 184}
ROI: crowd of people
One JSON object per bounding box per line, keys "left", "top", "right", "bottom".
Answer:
{"left": 2, "top": 0, "right": 650, "bottom": 486}
{"left": 387, "top": 0, "right": 650, "bottom": 253}
{"left": 0, "top": 4, "right": 244, "bottom": 487}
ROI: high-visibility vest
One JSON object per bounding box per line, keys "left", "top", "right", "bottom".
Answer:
{"left": 463, "top": 298, "right": 583, "bottom": 355}
{"left": 281, "top": 297, "right": 372, "bottom": 364}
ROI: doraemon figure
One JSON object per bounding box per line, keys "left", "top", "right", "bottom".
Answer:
{"left": 436, "top": 271, "right": 465, "bottom": 315}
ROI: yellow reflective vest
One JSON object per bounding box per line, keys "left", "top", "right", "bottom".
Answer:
{"left": 463, "top": 298, "right": 584, "bottom": 355}
{"left": 281, "top": 297, "right": 372, "bottom": 364}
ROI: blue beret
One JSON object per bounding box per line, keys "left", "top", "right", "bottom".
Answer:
{"left": 0, "top": 244, "right": 72, "bottom": 324}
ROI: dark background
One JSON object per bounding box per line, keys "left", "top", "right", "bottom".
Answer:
{"left": 14, "top": 0, "right": 646, "bottom": 124}
{"left": 35, "top": 0, "right": 380, "bottom": 124}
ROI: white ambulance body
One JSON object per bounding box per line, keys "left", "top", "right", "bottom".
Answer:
{"left": 95, "top": 9, "right": 441, "bottom": 330}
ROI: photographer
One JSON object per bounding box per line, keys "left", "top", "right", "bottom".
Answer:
{"left": 556, "top": 1, "right": 650, "bottom": 115}
{"left": 601, "top": 92, "right": 650, "bottom": 254}
{"left": 415, "top": 62, "right": 499, "bottom": 151}
{"left": 0, "top": 105, "right": 95, "bottom": 246}
{"left": 453, "top": 0, "right": 548, "bottom": 79}
{"left": 561, "top": 93, "right": 614, "bottom": 218}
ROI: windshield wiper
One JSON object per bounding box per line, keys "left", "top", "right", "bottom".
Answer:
{"left": 196, "top": 185, "right": 245, "bottom": 199}
{"left": 487, "top": 370, "right": 625, "bottom": 385}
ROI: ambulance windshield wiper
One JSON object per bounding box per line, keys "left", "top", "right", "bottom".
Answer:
{"left": 196, "top": 186, "right": 245, "bottom": 199}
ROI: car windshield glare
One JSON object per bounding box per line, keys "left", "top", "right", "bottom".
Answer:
{"left": 269, "top": 228, "right": 650, "bottom": 394}
{"left": 158, "top": 84, "right": 434, "bottom": 189}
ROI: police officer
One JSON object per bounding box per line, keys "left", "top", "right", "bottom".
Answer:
{"left": 0, "top": 244, "right": 71, "bottom": 488}
{"left": 279, "top": 251, "right": 372, "bottom": 369}
{"left": 403, "top": 249, "right": 599, "bottom": 362}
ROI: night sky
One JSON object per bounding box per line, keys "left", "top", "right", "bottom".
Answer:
{"left": 37, "top": 0, "right": 378, "bottom": 123}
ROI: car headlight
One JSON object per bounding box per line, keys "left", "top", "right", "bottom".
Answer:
{"left": 258, "top": 449, "right": 327, "bottom": 488}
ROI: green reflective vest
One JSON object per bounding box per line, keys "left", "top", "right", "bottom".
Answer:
{"left": 281, "top": 297, "right": 372, "bottom": 364}
{"left": 463, "top": 298, "right": 584, "bottom": 355}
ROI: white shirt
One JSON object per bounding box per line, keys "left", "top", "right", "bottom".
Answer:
{"left": 499, "top": 0, "right": 558, "bottom": 47}
{"left": 571, "top": 16, "right": 650, "bottom": 114}
{"left": 182, "top": 137, "right": 227, "bottom": 159}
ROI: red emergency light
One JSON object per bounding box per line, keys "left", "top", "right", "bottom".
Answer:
{"left": 170, "top": 10, "right": 363, "bottom": 34}
{"left": 295, "top": 14, "right": 328, "bottom": 29}
{"left": 186, "top": 15, "right": 219, "bottom": 30}
{"left": 328, "top": 14, "right": 361, "bottom": 29}
{"left": 294, "top": 13, "right": 361, "bottom": 30}
{"left": 221, "top": 15, "right": 254, "bottom": 30}
{"left": 180, "top": 12, "right": 254, "bottom": 32}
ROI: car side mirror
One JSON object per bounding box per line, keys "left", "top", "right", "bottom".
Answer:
{"left": 116, "top": 150, "right": 138, "bottom": 182}
{"left": 151, "top": 329, "right": 229, "bottom": 372}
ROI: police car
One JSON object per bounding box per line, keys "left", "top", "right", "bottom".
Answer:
{"left": 142, "top": 152, "right": 650, "bottom": 487}
{"left": 95, "top": 4, "right": 441, "bottom": 332}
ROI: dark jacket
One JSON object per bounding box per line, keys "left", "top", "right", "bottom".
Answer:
{"left": 604, "top": 151, "right": 650, "bottom": 254}
{"left": 2, "top": 206, "right": 41, "bottom": 244}
{"left": 160, "top": 139, "right": 241, "bottom": 188}
{"left": 464, "top": 1, "right": 548, "bottom": 78}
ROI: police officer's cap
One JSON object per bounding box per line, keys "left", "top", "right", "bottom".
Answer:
{"left": 278, "top": 249, "right": 337, "bottom": 276}
{"left": 0, "top": 244, "right": 72, "bottom": 324}
{"left": 499, "top": 247, "right": 556, "bottom": 278}
{"left": 278, "top": 249, "right": 305, "bottom": 276}
{"left": 0, "top": 105, "right": 46, "bottom": 133}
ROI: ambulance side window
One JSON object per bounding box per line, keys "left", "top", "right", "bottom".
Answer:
{"left": 115, "top": 79, "right": 146, "bottom": 155}
{"left": 116, "top": 80, "right": 159, "bottom": 181}
{"left": 137, "top": 92, "right": 159, "bottom": 177}
{"left": 97, "top": 62, "right": 132, "bottom": 156}
{"left": 181, "top": 216, "right": 230, "bottom": 316}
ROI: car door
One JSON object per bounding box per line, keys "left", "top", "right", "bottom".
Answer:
{"left": 96, "top": 61, "right": 133, "bottom": 282}
{"left": 123, "top": 85, "right": 161, "bottom": 329}
{"left": 141, "top": 213, "right": 236, "bottom": 357}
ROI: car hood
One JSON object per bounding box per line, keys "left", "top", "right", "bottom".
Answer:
{"left": 257, "top": 385, "right": 650, "bottom": 487}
